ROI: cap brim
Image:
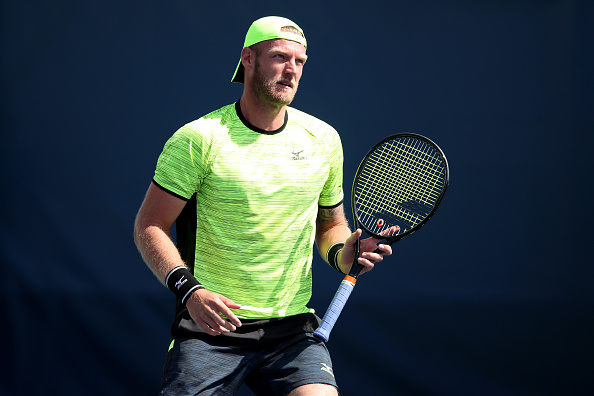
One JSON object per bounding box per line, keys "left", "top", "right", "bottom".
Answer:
{"left": 231, "top": 59, "right": 244, "bottom": 83}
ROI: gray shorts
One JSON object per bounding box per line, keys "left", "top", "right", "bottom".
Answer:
{"left": 159, "top": 333, "right": 338, "bottom": 395}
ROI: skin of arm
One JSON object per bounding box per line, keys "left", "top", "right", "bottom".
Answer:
{"left": 133, "top": 183, "right": 242, "bottom": 335}
{"left": 315, "top": 204, "right": 393, "bottom": 275}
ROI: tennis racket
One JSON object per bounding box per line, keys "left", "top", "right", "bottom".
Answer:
{"left": 313, "top": 133, "right": 449, "bottom": 342}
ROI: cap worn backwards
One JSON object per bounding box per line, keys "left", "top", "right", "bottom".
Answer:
{"left": 231, "top": 16, "right": 307, "bottom": 84}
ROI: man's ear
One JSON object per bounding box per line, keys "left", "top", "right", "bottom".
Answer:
{"left": 241, "top": 47, "right": 255, "bottom": 72}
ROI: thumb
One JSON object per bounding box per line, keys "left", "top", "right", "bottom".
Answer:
{"left": 345, "top": 228, "right": 363, "bottom": 248}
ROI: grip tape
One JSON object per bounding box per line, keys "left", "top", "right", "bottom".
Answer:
{"left": 313, "top": 277, "right": 357, "bottom": 342}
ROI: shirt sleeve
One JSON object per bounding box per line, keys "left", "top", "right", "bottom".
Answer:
{"left": 318, "top": 128, "right": 344, "bottom": 207}
{"left": 152, "top": 125, "right": 209, "bottom": 200}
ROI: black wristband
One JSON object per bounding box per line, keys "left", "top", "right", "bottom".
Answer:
{"left": 165, "top": 266, "right": 204, "bottom": 305}
{"left": 326, "top": 242, "right": 345, "bottom": 273}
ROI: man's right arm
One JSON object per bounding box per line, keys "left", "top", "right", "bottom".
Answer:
{"left": 133, "top": 182, "right": 242, "bottom": 335}
{"left": 133, "top": 182, "right": 188, "bottom": 283}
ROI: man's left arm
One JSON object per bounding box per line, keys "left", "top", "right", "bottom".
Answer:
{"left": 315, "top": 204, "right": 393, "bottom": 275}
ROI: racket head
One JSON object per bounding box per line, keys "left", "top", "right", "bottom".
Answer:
{"left": 351, "top": 133, "right": 449, "bottom": 244}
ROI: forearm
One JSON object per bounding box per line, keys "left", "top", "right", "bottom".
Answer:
{"left": 134, "top": 223, "right": 186, "bottom": 286}
{"left": 316, "top": 223, "right": 350, "bottom": 255}
{"left": 134, "top": 212, "right": 243, "bottom": 335}
{"left": 315, "top": 205, "right": 352, "bottom": 273}
{"left": 317, "top": 229, "right": 352, "bottom": 274}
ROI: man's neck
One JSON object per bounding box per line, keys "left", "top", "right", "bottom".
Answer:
{"left": 239, "top": 94, "right": 287, "bottom": 131}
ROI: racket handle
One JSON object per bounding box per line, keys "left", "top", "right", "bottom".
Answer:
{"left": 313, "top": 276, "right": 357, "bottom": 342}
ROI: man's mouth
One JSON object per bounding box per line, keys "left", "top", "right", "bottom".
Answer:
{"left": 277, "top": 81, "right": 293, "bottom": 88}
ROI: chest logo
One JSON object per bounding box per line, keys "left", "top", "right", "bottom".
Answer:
{"left": 291, "top": 150, "right": 307, "bottom": 161}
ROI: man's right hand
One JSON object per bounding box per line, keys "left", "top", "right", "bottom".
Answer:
{"left": 185, "top": 289, "right": 243, "bottom": 335}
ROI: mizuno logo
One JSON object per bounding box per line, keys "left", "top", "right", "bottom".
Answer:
{"left": 320, "top": 363, "right": 334, "bottom": 377}
{"left": 175, "top": 276, "right": 188, "bottom": 290}
{"left": 291, "top": 150, "right": 307, "bottom": 161}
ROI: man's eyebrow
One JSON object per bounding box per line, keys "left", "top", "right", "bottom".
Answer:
{"left": 268, "top": 47, "right": 308, "bottom": 61}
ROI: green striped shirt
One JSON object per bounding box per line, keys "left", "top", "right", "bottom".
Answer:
{"left": 154, "top": 103, "right": 343, "bottom": 319}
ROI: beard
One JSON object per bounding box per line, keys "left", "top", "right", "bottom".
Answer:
{"left": 250, "top": 61, "right": 298, "bottom": 106}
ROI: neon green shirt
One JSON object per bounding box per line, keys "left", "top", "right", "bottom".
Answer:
{"left": 153, "top": 102, "right": 343, "bottom": 319}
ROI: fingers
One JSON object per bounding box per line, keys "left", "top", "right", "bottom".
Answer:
{"left": 379, "top": 225, "right": 400, "bottom": 238}
{"left": 358, "top": 243, "right": 390, "bottom": 266}
{"left": 360, "top": 245, "right": 387, "bottom": 262}
{"left": 375, "top": 242, "right": 392, "bottom": 256}
{"left": 201, "top": 314, "right": 231, "bottom": 336}
{"left": 356, "top": 251, "right": 380, "bottom": 273}
{"left": 355, "top": 224, "right": 399, "bottom": 274}
{"left": 186, "top": 290, "right": 243, "bottom": 335}
{"left": 218, "top": 296, "right": 242, "bottom": 328}
{"left": 205, "top": 309, "right": 238, "bottom": 334}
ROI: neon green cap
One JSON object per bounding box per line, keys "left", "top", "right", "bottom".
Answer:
{"left": 231, "top": 16, "right": 307, "bottom": 84}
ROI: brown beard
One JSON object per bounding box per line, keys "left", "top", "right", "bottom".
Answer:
{"left": 250, "top": 60, "right": 297, "bottom": 106}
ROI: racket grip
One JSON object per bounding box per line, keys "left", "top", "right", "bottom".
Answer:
{"left": 313, "top": 276, "right": 357, "bottom": 342}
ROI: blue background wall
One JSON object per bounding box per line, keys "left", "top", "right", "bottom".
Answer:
{"left": 2, "top": 1, "right": 593, "bottom": 395}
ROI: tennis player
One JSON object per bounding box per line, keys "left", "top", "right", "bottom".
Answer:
{"left": 134, "top": 16, "right": 393, "bottom": 395}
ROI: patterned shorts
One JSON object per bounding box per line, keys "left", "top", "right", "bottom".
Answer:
{"left": 159, "top": 333, "right": 338, "bottom": 395}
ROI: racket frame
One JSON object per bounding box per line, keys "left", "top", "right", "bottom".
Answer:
{"left": 348, "top": 132, "right": 449, "bottom": 278}
{"left": 314, "top": 133, "right": 449, "bottom": 341}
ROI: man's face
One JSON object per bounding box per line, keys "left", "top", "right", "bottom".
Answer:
{"left": 249, "top": 39, "right": 307, "bottom": 106}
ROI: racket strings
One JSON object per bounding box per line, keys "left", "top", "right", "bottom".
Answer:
{"left": 360, "top": 145, "right": 444, "bottom": 223}
{"left": 383, "top": 139, "right": 444, "bottom": 204}
{"left": 362, "top": 141, "right": 444, "bottom": 214}
{"left": 355, "top": 137, "right": 447, "bottom": 235}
